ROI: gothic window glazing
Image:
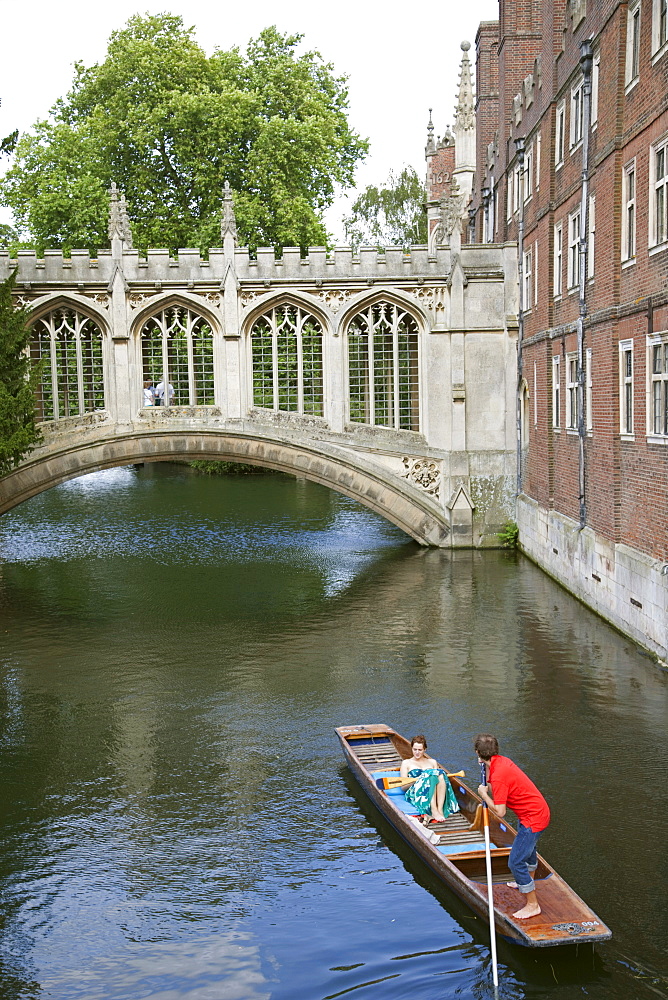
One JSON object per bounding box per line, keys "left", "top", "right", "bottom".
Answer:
{"left": 250, "top": 304, "right": 324, "bottom": 415}
{"left": 347, "top": 302, "right": 420, "bottom": 431}
{"left": 140, "top": 306, "right": 215, "bottom": 406}
{"left": 30, "top": 308, "right": 105, "bottom": 421}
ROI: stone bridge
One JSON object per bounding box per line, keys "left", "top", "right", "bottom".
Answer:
{"left": 0, "top": 197, "right": 518, "bottom": 546}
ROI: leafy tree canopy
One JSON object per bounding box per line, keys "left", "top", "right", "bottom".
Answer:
{"left": 343, "top": 166, "right": 427, "bottom": 250}
{"left": 0, "top": 15, "right": 368, "bottom": 253}
{"left": 0, "top": 271, "right": 41, "bottom": 474}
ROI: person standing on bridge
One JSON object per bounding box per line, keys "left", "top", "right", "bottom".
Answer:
{"left": 155, "top": 379, "right": 174, "bottom": 406}
{"left": 475, "top": 733, "right": 550, "bottom": 920}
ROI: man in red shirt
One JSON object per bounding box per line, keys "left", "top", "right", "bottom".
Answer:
{"left": 475, "top": 734, "right": 550, "bottom": 919}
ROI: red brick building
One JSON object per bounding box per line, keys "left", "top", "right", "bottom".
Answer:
{"left": 463, "top": 0, "right": 667, "bottom": 661}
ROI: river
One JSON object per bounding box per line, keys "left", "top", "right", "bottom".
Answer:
{"left": 0, "top": 463, "right": 666, "bottom": 1000}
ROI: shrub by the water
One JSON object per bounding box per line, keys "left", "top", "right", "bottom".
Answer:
{"left": 190, "top": 460, "right": 270, "bottom": 475}
{"left": 498, "top": 521, "right": 519, "bottom": 549}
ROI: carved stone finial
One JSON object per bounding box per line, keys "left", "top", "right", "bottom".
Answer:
{"left": 118, "top": 194, "right": 133, "bottom": 249}
{"left": 426, "top": 108, "right": 436, "bottom": 154}
{"left": 454, "top": 41, "right": 475, "bottom": 132}
{"left": 221, "top": 180, "right": 238, "bottom": 244}
{"left": 108, "top": 182, "right": 132, "bottom": 247}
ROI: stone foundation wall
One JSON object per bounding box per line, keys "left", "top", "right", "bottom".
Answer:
{"left": 518, "top": 494, "right": 668, "bottom": 665}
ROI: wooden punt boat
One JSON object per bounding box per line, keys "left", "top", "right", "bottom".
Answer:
{"left": 336, "top": 723, "right": 612, "bottom": 948}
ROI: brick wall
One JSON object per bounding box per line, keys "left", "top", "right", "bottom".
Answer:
{"left": 473, "top": 0, "right": 668, "bottom": 565}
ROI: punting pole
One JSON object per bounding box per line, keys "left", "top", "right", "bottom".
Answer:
{"left": 480, "top": 762, "right": 499, "bottom": 989}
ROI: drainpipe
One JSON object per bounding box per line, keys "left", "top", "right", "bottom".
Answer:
{"left": 515, "top": 136, "right": 526, "bottom": 498}
{"left": 577, "top": 40, "right": 593, "bottom": 530}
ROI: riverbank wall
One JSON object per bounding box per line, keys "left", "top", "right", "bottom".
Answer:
{"left": 518, "top": 494, "right": 668, "bottom": 666}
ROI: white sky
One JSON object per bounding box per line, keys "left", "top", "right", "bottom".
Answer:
{"left": 0, "top": 0, "right": 499, "bottom": 242}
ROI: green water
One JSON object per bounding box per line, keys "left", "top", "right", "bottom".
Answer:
{"left": 0, "top": 463, "right": 666, "bottom": 1000}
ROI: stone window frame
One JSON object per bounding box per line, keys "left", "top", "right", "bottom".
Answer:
{"left": 535, "top": 132, "right": 541, "bottom": 192}
{"left": 586, "top": 347, "right": 593, "bottom": 433}
{"left": 523, "top": 247, "right": 533, "bottom": 313}
{"left": 588, "top": 193, "right": 596, "bottom": 281}
{"left": 591, "top": 51, "right": 600, "bottom": 130}
{"left": 622, "top": 159, "right": 637, "bottom": 264}
{"left": 554, "top": 221, "right": 563, "bottom": 298}
{"left": 552, "top": 355, "right": 561, "bottom": 429}
{"left": 619, "top": 339, "right": 635, "bottom": 437}
{"left": 625, "top": 0, "right": 642, "bottom": 92}
{"left": 524, "top": 142, "right": 534, "bottom": 203}
{"left": 569, "top": 75, "right": 585, "bottom": 152}
{"left": 565, "top": 351, "right": 579, "bottom": 431}
{"left": 651, "top": 0, "right": 668, "bottom": 62}
{"left": 647, "top": 332, "right": 668, "bottom": 439}
{"left": 555, "top": 101, "right": 566, "bottom": 169}
{"left": 649, "top": 133, "right": 668, "bottom": 251}
{"left": 567, "top": 208, "right": 581, "bottom": 290}
{"left": 533, "top": 239, "right": 539, "bottom": 307}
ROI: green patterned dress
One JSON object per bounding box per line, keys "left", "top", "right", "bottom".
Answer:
{"left": 404, "top": 768, "right": 460, "bottom": 817}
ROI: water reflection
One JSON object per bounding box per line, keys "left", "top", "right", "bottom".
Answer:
{"left": 0, "top": 466, "right": 666, "bottom": 1000}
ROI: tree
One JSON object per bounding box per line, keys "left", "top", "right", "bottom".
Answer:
{"left": 0, "top": 16, "right": 367, "bottom": 253}
{"left": 0, "top": 271, "right": 41, "bottom": 475}
{"left": 343, "top": 166, "right": 427, "bottom": 250}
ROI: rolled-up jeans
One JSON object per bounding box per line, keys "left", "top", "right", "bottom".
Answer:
{"left": 509, "top": 823, "right": 542, "bottom": 893}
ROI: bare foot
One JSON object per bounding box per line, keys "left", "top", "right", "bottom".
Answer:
{"left": 512, "top": 903, "right": 541, "bottom": 919}
{"left": 506, "top": 881, "right": 519, "bottom": 889}
{"left": 431, "top": 813, "right": 446, "bottom": 822}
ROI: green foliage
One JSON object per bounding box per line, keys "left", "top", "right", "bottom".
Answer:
{"left": 1, "top": 130, "right": 18, "bottom": 158}
{"left": 190, "top": 460, "right": 271, "bottom": 475}
{"left": 0, "top": 271, "right": 41, "bottom": 475}
{"left": 343, "top": 166, "right": 427, "bottom": 250}
{"left": 0, "top": 16, "right": 367, "bottom": 254}
{"left": 498, "top": 521, "right": 519, "bottom": 549}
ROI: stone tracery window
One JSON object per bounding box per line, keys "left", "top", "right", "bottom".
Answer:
{"left": 30, "top": 308, "right": 105, "bottom": 421}
{"left": 347, "top": 302, "right": 420, "bottom": 431}
{"left": 140, "top": 306, "right": 214, "bottom": 405}
{"left": 250, "top": 304, "right": 323, "bottom": 415}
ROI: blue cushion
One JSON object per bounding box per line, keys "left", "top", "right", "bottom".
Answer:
{"left": 437, "top": 840, "right": 496, "bottom": 856}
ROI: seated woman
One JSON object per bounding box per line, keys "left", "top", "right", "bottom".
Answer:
{"left": 400, "top": 735, "right": 459, "bottom": 822}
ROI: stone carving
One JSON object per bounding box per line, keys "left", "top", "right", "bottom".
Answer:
{"left": 434, "top": 178, "right": 465, "bottom": 244}
{"left": 195, "top": 290, "right": 223, "bottom": 306}
{"left": 83, "top": 292, "right": 110, "bottom": 307}
{"left": 220, "top": 181, "right": 238, "bottom": 245}
{"left": 569, "top": 0, "right": 586, "bottom": 30}
{"left": 128, "top": 292, "right": 156, "bottom": 310}
{"left": 108, "top": 182, "right": 133, "bottom": 248}
{"left": 405, "top": 286, "right": 435, "bottom": 312}
{"left": 524, "top": 73, "right": 534, "bottom": 108}
{"left": 317, "top": 288, "right": 352, "bottom": 313}
{"left": 12, "top": 294, "right": 36, "bottom": 309}
{"left": 401, "top": 457, "right": 441, "bottom": 497}
{"left": 513, "top": 93, "right": 523, "bottom": 126}
{"left": 240, "top": 290, "right": 265, "bottom": 308}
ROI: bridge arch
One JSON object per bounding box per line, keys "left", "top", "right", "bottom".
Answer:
{"left": 0, "top": 427, "right": 450, "bottom": 547}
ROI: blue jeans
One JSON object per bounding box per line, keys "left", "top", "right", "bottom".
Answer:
{"left": 509, "top": 824, "right": 542, "bottom": 894}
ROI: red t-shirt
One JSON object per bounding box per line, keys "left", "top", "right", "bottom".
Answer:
{"left": 489, "top": 755, "right": 550, "bottom": 832}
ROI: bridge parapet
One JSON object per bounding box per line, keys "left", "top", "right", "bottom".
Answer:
{"left": 1, "top": 243, "right": 512, "bottom": 287}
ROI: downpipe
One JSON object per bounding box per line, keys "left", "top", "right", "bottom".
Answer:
{"left": 577, "top": 40, "right": 593, "bottom": 530}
